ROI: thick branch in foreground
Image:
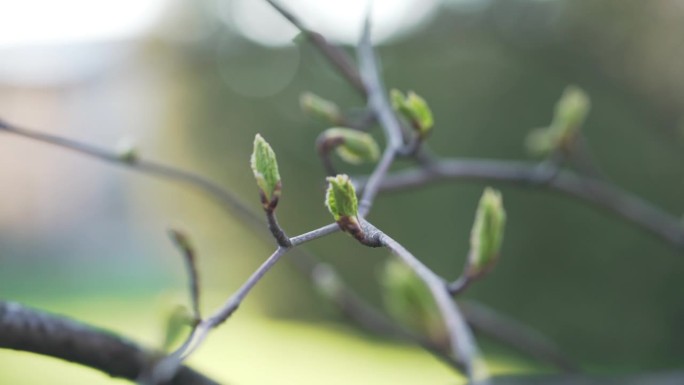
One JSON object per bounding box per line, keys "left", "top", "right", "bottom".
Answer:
{"left": 0, "top": 301, "right": 219, "bottom": 385}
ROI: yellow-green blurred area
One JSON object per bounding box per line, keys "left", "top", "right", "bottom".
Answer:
{"left": 0, "top": 292, "right": 535, "bottom": 384}
{"left": 1, "top": 0, "right": 684, "bottom": 383}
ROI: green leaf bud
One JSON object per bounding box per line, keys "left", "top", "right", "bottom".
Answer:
{"left": 390, "top": 89, "right": 434, "bottom": 138}
{"left": 526, "top": 85, "right": 591, "bottom": 155}
{"left": 468, "top": 188, "right": 506, "bottom": 278}
{"left": 553, "top": 85, "right": 590, "bottom": 134}
{"left": 325, "top": 174, "right": 361, "bottom": 235}
{"left": 300, "top": 92, "right": 342, "bottom": 124}
{"left": 250, "top": 134, "right": 282, "bottom": 210}
{"left": 318, "top": 127, "right": 380, "bottom": 165}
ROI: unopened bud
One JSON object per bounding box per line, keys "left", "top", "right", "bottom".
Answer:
{"left": 168, "top": 227, "right": 194, "bottom": 256}
{"left": 317, "top": 127, "right": 380, "bottom": 165}
{"left": 325, "top": 174, "right": 361, "bottom": 236}
{"left": 300, "top": 92, "right": 342, "bottom": 124}
{"left": 468, "top": 188, "right": 506, "bottom": 278}
{"left": 526, "top": 85, "right": 590, "bottom": 155}
{"left": 390, "top": 89, "right": 434, "bottom": 138}
{"left": 250, "top": 134, "right": 282, "bottom": 210}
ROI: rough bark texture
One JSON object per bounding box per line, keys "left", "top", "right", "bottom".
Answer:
{"left": 0, "top": 301, "right": 219, "bottom": 385}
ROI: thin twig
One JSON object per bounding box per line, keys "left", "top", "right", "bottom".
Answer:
{"left": 0, "top": 120, "right": 257, "bottom": 227}
{"left": 167, "top": 228, "right": 202, "bottom": 323}
{"left": 154, "top": 223, "right": 341, "bottom": 383}
{"left": 448, "top": 275, "right": 473, "bottom": 297}
{"left": 265, "top": 210, "right": 292, "bottom": 247}
{"left": 355, "top": 16, "right": 404, "bottom": 217}
{"left": 315, "top": 133, "right": 342, "bottom": 176}
{"left": 372, "top": 158, "right": 684, "bottom": 250}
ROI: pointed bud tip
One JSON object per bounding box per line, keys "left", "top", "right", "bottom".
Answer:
{"left": 469, "top": 188, "right": 506, "bottom": 277}
{"left": 325, "top": 174, "right": 359, "bottom": 223}
{"left": 168, "top": 227, "right": 193, "bottom": 253}
{"left": 251, "top": 134, "right": 282, "bottom": 208}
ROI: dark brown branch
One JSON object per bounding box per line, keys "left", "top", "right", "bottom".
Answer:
{"left": 0, "top": 301, "right": 219, "bottom": 385}
{"left": 265, "top": 210, "right": 292, "bottom": 247}
{"left": 374, "top": 158, "right": 684, "bottom": 251}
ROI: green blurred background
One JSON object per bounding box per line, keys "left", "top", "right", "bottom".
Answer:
{"left": 1, "top": 0, "right": 684, "bottom": 383}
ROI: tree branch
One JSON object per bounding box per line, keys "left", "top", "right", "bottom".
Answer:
{"left": 355, "top": 16, "right": 404, "bottom": 218}
{"left": 373, "top": 158, "right": 684, "bottom": 250}
{"left": 0, "top": 301, "right": 219, "bottom": 385}
{"left": 364, "top": 221, "right": 485, "bottom": 380}
{"left": 264, "top": 0, "right": 367, "bottom": 95}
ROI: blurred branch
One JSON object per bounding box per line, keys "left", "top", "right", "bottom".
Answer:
{"left": 372, "top": 158, "right": 684, "bottom": 250}
{"left": 311, "top": 264, "right": 467, "bottom": 373}
{"left": 371, "top": 222, "right": 483, "bottom": 380}
{"left": 265, "top": 0, "right": 367, "bottom": 95}
{"left": 0, "top": 301, "right": 219, "bottom": 385}
{"left": 355, "top": 17, "right": 404, "bottom": 218}
{"left": 0, "top": 119, "right": 257, "bottom": 228}
{"left": 460, "top": 301, "right": 578, "bottom": 373}
{"left": 154, "top": 223, "right": 341, "bottom": 383}
{"left": 167, "top": 228, "right": 202, "bottom": 323}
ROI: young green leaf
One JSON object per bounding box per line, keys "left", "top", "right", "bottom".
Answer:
{"left": 390, "top": 89, "right": 434, "bottom": 138}
{"left": 553, "top": 85, "right": 590, "bottom": 133}
{"left": 300, "top": 92, "right": 342, "bottom": 124}
{"left": 325, "top": 174, "right": 358, "bottom": 222}
{"left": 325, "top": 174, "right": 365, "bottom": 239}
{"left": 161, "top": 305, "right": 193, "bottom": 352}
{"left": 526, "top": 85, "right": 591, "bottom": 155}
{"left": 250, "top": 134, "right": 282, "bottom": 210}
{"left": 468, "top": 188, "right": 506, "bottom": 278}
{"left": 318, "top": 127, "right": 380, "bottom": 165}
